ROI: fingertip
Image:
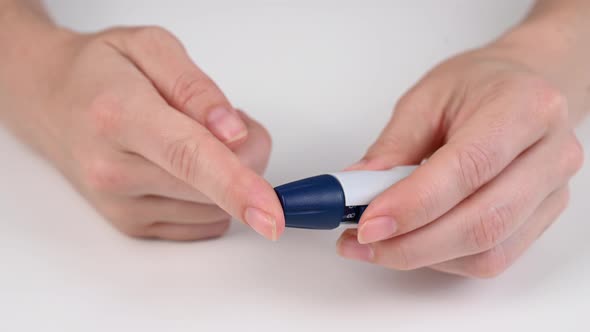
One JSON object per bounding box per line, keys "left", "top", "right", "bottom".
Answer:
{"left": 244, "top": 207, "right": 284, "bottom": 241}
{"left": 268, "top": 193, "right": 286, "bottom": 241}
{"left": 240, "top": 175, "right": 285, "bottom": 241}
{"left": 343, "top": 157, "right": 398, "bottom": 172}
{"left": 344, "top": 159, "right": 368, "bottom": 171}
{"left": 357, "top": 216, "right": 398, "bottom": 244}
{"left": 273, "top": 211, "right": 286, "bottom": 240}
{"left": 342, "top": 228, "right": 358, "bottom": 239}
{"left": 206, "top": 106, "right": 249, "bottom": 145}
{"left": 337, "top": 229, "right": 374, "bottom": 262}
{"left": 244, "top": 207, "right": 277, "bottom": 241}
{"left": 225, "top": 132, "right": 249, "bottom": 150}
{"left": 336, "top": 228, "right": 357, "bottom": 252}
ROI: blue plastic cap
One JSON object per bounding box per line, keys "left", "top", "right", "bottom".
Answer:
{"left": 274, "top": 174, "right": 345, "bottom": 230}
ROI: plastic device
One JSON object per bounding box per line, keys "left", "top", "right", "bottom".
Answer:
{"left": 274, "top": 166, "right": 417, "bottom": 230}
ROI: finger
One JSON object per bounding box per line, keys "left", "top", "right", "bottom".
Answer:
{"left": 430, "top": 187, "right": 569, "bottom": 278}
{"left": 131, "top": 162, "right": 213, "bottom": 203}
{"left": 133, "top": 196, "right": 229, "bottom": 225}
{"left": 337, "top": 228, "right": 373, "bottom": 262}
{"left": 232, "top": 110, "right": 272, "bottom": 175}
{"left": 346, "top": 84, "right": 444, "bottom": 170}
{"left": 105, "top": 26, "right": 247, "bottom": 145}
{"left": 357, "top": 84, "right": 567, "bottom": 243}
{"left": 126, "top": 111, "right": 270, "bottom": 202}
{"left": 359, "top": 133, "right": 580, "bottom": 269}
{"left": 114, "top": 95, "right": 284, "bottom": 240}
{"left": 145, "top": 220, "right": 231, "bottom": 241}
{"left": 94, "top": 151, "right": 214, "bottom": 203}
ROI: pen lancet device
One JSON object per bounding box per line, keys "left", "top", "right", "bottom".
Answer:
{"left": 274, "top": 166, "right": 417, "bottom": 230}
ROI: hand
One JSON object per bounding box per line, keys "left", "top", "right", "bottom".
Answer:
{"left": 0, "top": 26, "right": 284, "bottom": 241}
{"left": 337, "top": 43, "right": 584, "bottom": 277}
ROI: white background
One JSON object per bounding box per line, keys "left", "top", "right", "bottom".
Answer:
{"left": 2, "top": 1, "right": 589, "bottom": 331}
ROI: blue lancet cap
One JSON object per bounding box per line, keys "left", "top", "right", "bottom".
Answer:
{"left": 274, "top": 175, "right": 345, "bottom": 230}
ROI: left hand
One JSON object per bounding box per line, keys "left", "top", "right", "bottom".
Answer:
{"left": 0, "top": 25, "right": 284, "bottom": 241}
{"left": 337, "top": 43, "right": 584, "bottom": 278}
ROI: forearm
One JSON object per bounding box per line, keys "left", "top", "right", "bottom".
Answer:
{"left": 0, "top": 0, "right": 54, "bottom": 37}
{"left": 0, "top": 0, "right": 44, "bottom": 15}
{"left": 0, "top": 0, "right": 73, "bottom": 154}
{"left": 492, "top": 0, "right": 590, "bottom": 124}
{"left": 0, "top": 1, "right": 73, "bottom": 62}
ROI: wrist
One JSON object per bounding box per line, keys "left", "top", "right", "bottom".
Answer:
{"left": 491, "top": 19, "right": 575, "bottom": 73}
{"left": 0, "top": 1, "right": 75, "bottom": 62}
{"left": 485, "top": 17, "right": 590, "bottom": 125}
{"left": 0, "top": 2, "right": 79, "bottom": 159}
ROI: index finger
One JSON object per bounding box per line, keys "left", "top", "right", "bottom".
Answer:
{"left": 113, "top": 94, "right": 284, "bottom": 240}
{"left": 105, "top": 26, "right": 248, "bottom": 145}
{"left": 357, "top": 81, "right": 566, "bottom": 244}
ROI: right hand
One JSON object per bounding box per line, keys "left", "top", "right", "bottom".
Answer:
{"left": 0, "top": 26, "right": 284, "bottom": 241}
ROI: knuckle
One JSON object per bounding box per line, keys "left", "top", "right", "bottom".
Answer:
{"left": 556, "top": 187, "right": 571, "bottom": 213}
{"left": 470, "top": 246, "right": 509, "bottom": 278}
{"left": 257, "top": 122, "right": 273, "bottom": 153}
{"left": 113, "top": 221, "right": 150, "bottom": 239}
{"left": 365, "top": 128, "right": 414, "bottom": 167}
{"left": 455, "top": 141, "right": 498, "bottom": 193}
{"left": 375, "top": 241, "right": 415, "bottom": 271}
{"left": 252, "top": 120, "right": 273, "bottom": 157}
{"left": 368, "top": 132, "right": 404, "bottom": 157}
{"left": 171, "top": 71, "right": 218, "bottom": 113}
{"left": 127, "top": 26, "right": 184, "bottom": 57}
{"left": 209, "top": 220, "right": 232, "bottom": 238}
{"left": 164, "top": 132, "right": 215, "bottom": 185}
{"left": 535, "top": 188, "right": 570, "bottom": 239}
{"left": 84, "top": 159, "right": 130, "bottom": 193}
{"left": 147, "top": 219, "right": 232, "bottom": 242}
{"left": 168, "top": 220, "right": 232, "bottom": 241}
{"left": 523, "top": 78, "right": 568, "bottom": 125}
{"left": 395, "top": 89, "right": 420, "bottom": 113}
{"left": 413, "top": 185, "right": 438, "bottom": 223}
{"left": 561, "top": 135, "right": 585, "bottom": 176}
{"left": 88, "top": 92, "right": 124, "bottom": 137}
{"left": 133, "top": 25, "right": 180, "bottom": 47}
{"left": 100, "top": 205, "right": 149, "bottom": 238}
{"left": 395, "top": 84, "right": 433, "bottom": 115}
{"left": 467, "top": 204, "right": 511, "bottom": 251}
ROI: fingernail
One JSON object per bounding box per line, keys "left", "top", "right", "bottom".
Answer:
{"left": 244, "top": 207, "right": 277, "bottom": 241}
{"left": 207, "top": 106, "right": 248, "bottom": 144}
{"left": 358, "top": 216, "right": 397, "bottom": 244}
{"left": 344, "top": 159, "right": 368, "bottom": 171}
{"left": 337, "top": 234, "right": 374, "bottom": 262}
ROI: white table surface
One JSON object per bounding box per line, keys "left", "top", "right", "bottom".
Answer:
{"left": 2, "top": 1, "right": 589, "bottom": 331}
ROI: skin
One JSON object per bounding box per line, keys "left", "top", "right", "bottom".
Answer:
{"left": 0, "top": 0, "right": 285, "bottom": 241}
{"left": 0, "top": 1, "right": 588, "bottom": 278}
{"left": 338, "top": 1, "right": 590, "bottom": 277}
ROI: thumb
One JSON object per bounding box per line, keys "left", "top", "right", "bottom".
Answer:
{"left": 117, "top": 95, "right": 284, "bottom": 241}
{"left": 347, "top": 87, "right": 446, "bottom": 170}
{"left": 105, "top": 26, "right": 248, "bottom": 146}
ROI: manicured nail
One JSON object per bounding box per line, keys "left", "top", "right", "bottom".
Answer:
{"left": 358, "top": 216, "right": 397, "bottom": 244}
{"left": 344, "top": 159, "right": 368, "bottom": 171}
{"left": 207, "top": 106, "right": 248, "bottom": 143}
{"left": 337, "top": 234, "right": 374, "bottom": 262}
{"left": 244, "top": 207, "right": 277, "bottom": 241}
